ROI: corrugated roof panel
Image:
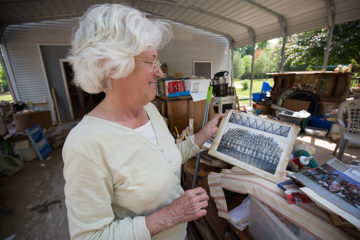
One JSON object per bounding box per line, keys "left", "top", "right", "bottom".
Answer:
{"left": 335, "top": 0, "right": 360, "bottom": 24}
{"left": 173, "top": 8, "right": 190, "bottom": 20}
{"left": 196, "top": 14, "right": 225, "bottom": 28}
{"left": 163, "top": 4, "right": 181, "bottom": 18}
{"left": 186, "top": 12, "right": 212, "bottom": 26}
{"left": 226, "top": 4, "right": 259, "bottom": 23}
{"left": 1, "top": 0, "right": 360, "bottom": 48}
{"left": 238, "top": 14, "right": 276, "bottom": 28}
{"left": 213, "top": 0, "right": 240, "bottom": 15}
{"left": 30, "top": 1, "right": 49, "bottom": 16}
{"left": 40, "top": 0, "right": 57, "bottom": 15}
{"left": 207, "top": 0, "right": 228, "bottom": 13}
{"left": 221, "top": 0, "right": 252, "bottom": 18}
{"left": 156, "top": 2, "right": 168, "bottom": 14}
{"left": 195, "top": 0, "right": 217, "bottom": 10}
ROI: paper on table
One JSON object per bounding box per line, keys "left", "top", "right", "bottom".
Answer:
{"left": 229, "top": 196, "right": 250, "bottom": 231}
{"left": 189, "top": 79, "right": 211, "bottom": 102}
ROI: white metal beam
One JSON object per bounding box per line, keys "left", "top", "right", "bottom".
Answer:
{"left": 139, "top": 0, "right": 255, "bottom": 42}
{"left": 240, "top": 0, "right": 287, "bottom": 36}
{"left": 322, "top": 0, "right": 335, "bottom": 71}
{"left": 248, "top": 30, "right": 255, "bottom": 105}
{"left": 279, "top": 36, "right": 287, "bottom": 72}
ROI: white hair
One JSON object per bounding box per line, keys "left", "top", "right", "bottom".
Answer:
{"left": 68, "top": 4, "right": 172, "bottom": 93}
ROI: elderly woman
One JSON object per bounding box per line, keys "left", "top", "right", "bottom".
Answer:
{"left": 63, "top": 3, "right": 223, "bottom": 240}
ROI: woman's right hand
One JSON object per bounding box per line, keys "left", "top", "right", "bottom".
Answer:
{"left": 166, "top": 187, "right": 209, "bottom": 224}
{"left": 145, "top": 187, "right": 209, "bottom": 236}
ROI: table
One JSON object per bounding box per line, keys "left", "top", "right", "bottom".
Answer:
{"left": 154, "top": 95, "right": 215, "bottom": 134}
{"left": 213, "top": 95, "right": 237, "bottom": 113}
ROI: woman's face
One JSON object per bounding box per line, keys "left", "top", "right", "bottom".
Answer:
{"left": 126, "top": 48, "right": 163, "bottom": 105}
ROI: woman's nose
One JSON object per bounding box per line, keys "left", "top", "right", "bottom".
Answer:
{"left": 154, "top": 67, "right": 163, "bottom": 78}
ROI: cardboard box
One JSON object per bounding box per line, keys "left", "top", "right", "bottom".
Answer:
{"left": 14, "top": 110, "right": 52, "bottom": 132}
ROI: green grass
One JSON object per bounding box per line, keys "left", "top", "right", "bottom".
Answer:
{"left": 0, "top": 92, "right": 13, "bottom": 102}
{"left": 234, "top": 78, "right": 274, "bottom": 106}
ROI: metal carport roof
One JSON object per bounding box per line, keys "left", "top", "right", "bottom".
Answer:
{"left": 1, "top": 0, "right": 360, "bottom": 47}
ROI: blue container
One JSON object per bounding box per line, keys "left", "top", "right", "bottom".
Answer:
{"left": 252, "top": 92, "right": 266, "bottom": 102}
{"left": 310, "top": 115, "right": 333, "bottom": 130}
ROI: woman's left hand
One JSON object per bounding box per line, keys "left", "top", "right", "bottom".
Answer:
{"left": 194, "top": 113, "right": 225, "bottom": 148}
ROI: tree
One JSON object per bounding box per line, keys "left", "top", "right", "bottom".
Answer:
{"left": 254, "top": 51, "right": 272, "bottom": 78}
{"left": 233, "top": 51, "right": 244, "bottom": 78}
{"left": 278, "top": 19, "right": 360, "bottom": 71}
{"left": 329, "top": 20, "right": 360, "bottom": 66}
{"left": 234, "top": 40, "right": 277, "bottom": 79}
{"left": 242, "top": 55, "right": 252, "bottom": 78}
{"left": 235, "top": 41, "right": 268, "bottom": 57}
{"left": 0, "top": 65, "right": 8, "bottom": 92}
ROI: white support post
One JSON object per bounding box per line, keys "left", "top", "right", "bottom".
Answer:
{"left": 248, "top": 27, "right": 256, "bottom": 106}
{"left": 279, "top": 36, "right": 287, "bottom": 72}
{"left": 249, "top": 43, "right": 255, "bottom": 106}
{"left": 322, "top": 25, "right": 334, "bottom": 71}
{"left": 322, "top": 0, "right": 335, "bottom": 71}
{"left": 229, "top": 40, "right": 235, "bottom": 86}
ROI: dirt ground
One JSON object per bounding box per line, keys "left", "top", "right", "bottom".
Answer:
{"left": 0, "top": 149, "right": 68, "bottom": 240}
{"left": 0, "top": 134, "right": 359, "bottom": 240}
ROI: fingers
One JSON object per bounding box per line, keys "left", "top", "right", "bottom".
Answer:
{"left": 210, "top": 114, "right": 225, "bottom": 127}
{"left": 187, "top": 187, "right": 207, "bottom": 196}
{"left": 181, "top": 187, "right": 209, "bottom": 220}
{"left": 185, "top": 187, "right": 209, "bottom": 209}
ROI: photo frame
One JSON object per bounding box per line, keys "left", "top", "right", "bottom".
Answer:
{"left": 209, "top": 110, "right": 299, "bottom": 183}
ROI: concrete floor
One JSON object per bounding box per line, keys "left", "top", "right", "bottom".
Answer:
{"left": 0, "top": 134, "right": 359, "bottom": 240}
{"left": 296, "top": 134, "right": 360, "bottom": 165}
{"left": 0, "top": 149, "right": 69, "bottom": 240}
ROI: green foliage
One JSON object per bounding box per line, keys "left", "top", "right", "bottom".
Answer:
{"left": 0, "top": 65, "right": 8, "bottom": 92}
{"left": 242, "top": 55, "right": 252, "bottom": 78}
{"left": 329, "top": 20, "right": 360, "bottom": 66}
{"left": 234, "top": 40, "right": 280, "bottom": 79}
{"left": 233, "top": 20, "right": 360, "bottom": 78}
{"left": 233, "top": 51, "right": 244, "bottom": 78}
{"left": 233, "top": 52, "right": 252, "bottom": 79}
{"left": 275, "top": 19, "right": 360, "bottom": 71}
{"left": 243, "top": 80, "right": 249, "bottom": 90}
{"left": 234, "top": 41, "right": 268, "bottom": 57}
{"left": 234, "top": 45, "right": 253, "bottom": 57}
{"left": 254, "top": 52, "right": 271, "bottom": 78}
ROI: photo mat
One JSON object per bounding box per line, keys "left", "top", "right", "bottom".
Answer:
{"left": 209, "top": 110, "right": 299, "bottom": 183}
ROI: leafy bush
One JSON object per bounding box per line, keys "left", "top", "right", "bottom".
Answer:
{"left": 243, "top": 80, "right": 249, "bottom": 90}
{"left": 0, "top": 66, "right": 8, "bottom": 92}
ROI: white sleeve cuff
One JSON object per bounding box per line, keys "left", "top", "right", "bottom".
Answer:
{"left": 133, "top": 216, "right": 151, "bottom": 240}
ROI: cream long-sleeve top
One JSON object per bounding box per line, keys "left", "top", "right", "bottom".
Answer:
{"left": 63, "top": 102, "right": 201, "bottom": 240}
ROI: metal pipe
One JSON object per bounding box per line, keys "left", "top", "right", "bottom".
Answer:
{"left": 322, "top": 25, "right": 334, "bottom": 71}
{"left": 249, "top": 43, "right": 255, "bottom": 106}
{"left": 279, "top": 36, "right": 287, "bottom": 72}
{"left": 192, "top": 86, "right": 213, "bottom": 188}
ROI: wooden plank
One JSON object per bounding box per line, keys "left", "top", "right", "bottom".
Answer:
{"left": 282, "top": 99, "right": 310, "bottom": 111}
{"left": 167, "top": 99, "right": 189, "bottom": 133}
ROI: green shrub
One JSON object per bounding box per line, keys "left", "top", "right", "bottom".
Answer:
{"left": 243, "top": 80, "right": 249, "bottom": 90}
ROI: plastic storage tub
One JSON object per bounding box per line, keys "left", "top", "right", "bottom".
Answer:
{"left": 249, "top": 197, "right": 305, "bottom": 240}
{"left": 252, "top": 92, "right": 266, "bottom": 102}
{"left": 278, "top": 111, "right": 310, "bottom": 133}
{"left": 310, "top": 115, "right": 333, "bottom": 130}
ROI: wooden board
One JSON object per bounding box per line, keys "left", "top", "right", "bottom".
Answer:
{"left": 167, "top": 99, "right": 189, "bottom": 133}
{"left": 189, "top": 99, "right": 215, "bottom": 133}
{"left": 209, "top": 110, "right": 299, "bottom": 183}
{"left": 282, "top": 99, "right": 310, "bottom": 112}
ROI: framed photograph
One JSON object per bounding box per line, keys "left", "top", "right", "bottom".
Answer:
{"left": 209, "top": 110, "right": 299, "bottom": 183}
